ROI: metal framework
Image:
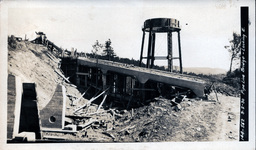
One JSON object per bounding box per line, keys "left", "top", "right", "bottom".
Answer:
{"left": 139, "top": 18, "right": 183, "bottom": 73}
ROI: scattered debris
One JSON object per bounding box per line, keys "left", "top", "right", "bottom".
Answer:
{"left": 79, "top": 118, "right": 98, "bottom": 128}
{"left": 74, "top": 87, "right": 110, "bottom": 113}
{"left": 102, "top": 132, "right": 115, "bottom": 139}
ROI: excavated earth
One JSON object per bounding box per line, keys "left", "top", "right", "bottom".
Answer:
{"left": 8, "top": 40, "right": 240, "bottom": 142}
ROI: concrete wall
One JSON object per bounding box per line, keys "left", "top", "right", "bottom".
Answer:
{"left": 40, "top": 84, "right": 66, "bottom": 129}
{"left": 7, "top": 74, "right": 22, "bottom": 139}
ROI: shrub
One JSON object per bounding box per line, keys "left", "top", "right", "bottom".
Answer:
{"left": 222, "top": 69, "right": 240, "bottom": 90}
{"left": 8, "top": 35, "right": 17, "bottom": 49}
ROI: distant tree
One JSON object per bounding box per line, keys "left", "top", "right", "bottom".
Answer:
{"left": 102, "top": 39, "right": 115, "bottom": 60}
{"left": 91, "top": 40, "right": 103, "bottom": 58}
{"left": 224, "top": 32, "right": 241, "bottom": 73}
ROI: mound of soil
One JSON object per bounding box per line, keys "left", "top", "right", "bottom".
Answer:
{"left": 8, "top": 40, "right": 86, "bottom": 109}
{"left": 106, "top": 98, "right": 220, "bottom": 142}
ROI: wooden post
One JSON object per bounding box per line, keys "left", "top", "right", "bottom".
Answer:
{"left": 102, "top": 74, "right": 107, "bottom": 90}
{"left": 61, "top": 49, "right": 65, "bottom": 58}
{"left": 96, "top": 69, "right": 98, "bottom": 91}
{"left": 84, "top": 75, "right": 88, "bottom": 87}
{"left": 123, "top": 76, "right": 127, "bottom": 94}
{"left": 140, "top": 83, "right": 145, "bottom": 102}
{"left": 76, "top": 65, "right": 79, "bottom": 86}
{"left": 71, "top": 47, "right": 74, "bottom": 58}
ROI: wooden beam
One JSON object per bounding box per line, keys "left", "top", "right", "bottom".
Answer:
{"left": 76, "top": 72, "right": 89, "bottom": 76}
{"left": 132, "top": 88, "right": 156, "bottom": 91}
{"left": 54, "top": 70, "right": 70, "bottom": 83}
{"left": 41, "top": 128, "right": 77, "bottom": 133}
{"left": 73, "top": 86, "right": 91, "bottom": 102}
{"left": 97, "top": 93, "right": 108, "bottom": 112}
{"left": 74, "top": 87, "right": 109, "bottom": 113}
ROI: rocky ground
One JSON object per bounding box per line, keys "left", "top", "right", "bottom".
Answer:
{"left": 8, "top": 39, "right": 240, "bottom": 142}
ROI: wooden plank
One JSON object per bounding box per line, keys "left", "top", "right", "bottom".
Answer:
{"left": 54, "top": 69, "right": 70, "bottom": 83}
{"left": 73, "top": 86, "right": 91, "bottom": 102}
{"left": 77, "top": 119, "right": 98, "bottom": 128}
{"left": 97, "top": 93, "right": 108, "bottom": 112}
{"left": 76, "top": 72, "right": 89, "bottom": 76}
{"left": 43, "top": 136, "right": 66, "bottom": 140}
{"left": 42, "top": 128, "right": 77, "bottom": 133}
{"left": 132, "top": 88, "right": 156, "bottom": 91}
{"left": 74, "top": 87, "right": 109, "bottom": 113}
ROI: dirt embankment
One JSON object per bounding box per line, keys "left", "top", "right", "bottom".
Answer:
{"left": 8, "top": 40, "right": 85, "bottom": 110}
{"left": 99, "top": 95, "right": 239, "bottom": 142}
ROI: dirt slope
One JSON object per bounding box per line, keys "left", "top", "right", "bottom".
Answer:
{"left": 8, "top": 40, "right": 85, "bottom": 110}
{"left": 209, "top": 94, "right": 240, "bottom": 141}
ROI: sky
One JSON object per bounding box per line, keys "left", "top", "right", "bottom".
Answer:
{"left": 7, "top": 0, "right": 255, "bottom": 71}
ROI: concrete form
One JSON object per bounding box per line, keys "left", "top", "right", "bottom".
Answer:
{"left": 40, "top": 84, "right": 66, "bottom": 130}
{"left": 76, "top": 58, "right": 205, "bottom": 97}
{"left": 8, "top": 75, "right": 41, "bottom": 141}
{"left": 7, "top": 74, "right": 22, "bottom": 140}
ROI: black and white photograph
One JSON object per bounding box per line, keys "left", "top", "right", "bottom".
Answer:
{"left": 0, "top": 0, "right": 255, "bottom": 149}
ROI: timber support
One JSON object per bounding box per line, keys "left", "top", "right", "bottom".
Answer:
{"left": 61, "top": 58, "right": 206, "bottom": 106}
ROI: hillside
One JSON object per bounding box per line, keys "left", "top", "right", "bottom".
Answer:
{"left": 183, "top": 67, "right": 227, "bottom": 75}
{"left": 8, "top": 39, "right": 240, "bottom": 142}
{"left": 166, "top": 66, "right": 227, "bottom": 75}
